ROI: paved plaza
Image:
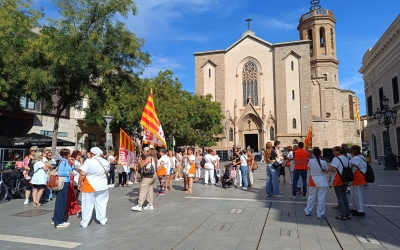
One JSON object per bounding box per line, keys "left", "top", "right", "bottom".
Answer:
{"left": 1, "top": 163, "right": 400, "bottom": 250}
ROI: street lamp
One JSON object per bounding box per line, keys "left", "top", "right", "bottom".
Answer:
{"left": 103, "top": 114, "right": 114, "bottom": 154}
{"left": 373, "top": 96, "right": 398, "bottom": 170}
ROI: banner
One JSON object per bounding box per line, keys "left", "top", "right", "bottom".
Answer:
{"left": 304, "top": 126, "right": 313, "bottom": 148}
{"left": 355, "top": 97, "right": 361, "bottom": 121}
{"left": 140, "top": 89, "right": 167, "bottom": 147}
{"left": 119, "top": 129, "right": 136, "bottom": 166}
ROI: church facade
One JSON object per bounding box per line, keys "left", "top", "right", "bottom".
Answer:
{"left": 194, "top": 5, "right": 359, "bottom": 151}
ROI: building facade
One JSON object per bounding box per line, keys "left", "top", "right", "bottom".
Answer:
{"left": 360, "top": 15, "right": 400, "bottom": 162}
{"left": 194, "top": 4, "right": 359, "bottom": 151}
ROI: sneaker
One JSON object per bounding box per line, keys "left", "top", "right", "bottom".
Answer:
{"left": 305, "top": 213, "right": 310, "bottom": 216}
{"left": 23, "top": 200, "right": 29, "bottom": 205}
{"left": 175, "top": 178, "right": 179, "bottom": 181}
{"left": 56, "top": 222, "right": 70, "bottom": 228}
{"left": 143, "top": 205, "right": 154, "bottom": 210}
{"left": 108, "top": 184, "right": 114, "bottom": 187}
{"left": 131, "top": 205, "right": 142, "bottom": 212}
{"left": 128, "top": 181, "right": 133, "bottom": 185}
{"left": 179, "top": 178, "right": 184, "bottom": 180}
{"left": 274, "top": 194, "right": 284, "bottom": 198}
{"left": 204, "top": 183, "right": 208, "bottom": 185}
{"left": 51, "top": 221, "right": 54, "bottom": 225}
{"left": 242, "top": 187, "right": 247, "bottom": 190}
{"left": 302, "top": 196, "right": 306, "bottom": 200}
{"left": 46, "top": 199, "right": 50, "bottom": 202}
{"left": 289, "top": 195, "right": 296, "bottom": 200}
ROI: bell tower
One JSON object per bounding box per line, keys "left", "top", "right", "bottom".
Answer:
{"left": 298, "top": 0, "right": 339, "bottom": 88}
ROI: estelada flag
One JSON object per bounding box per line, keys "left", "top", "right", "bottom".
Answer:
{"left": 140, "top": 89, "right": 167, "bottom": 147}
{"left": 355, "top": 97, "right": 361, "bottom": 121}
{"left": 304, "top": 126, "right": 312, "bottom": 148}
{"left": 119, "top": 129, "right": 136, "bottom": 166}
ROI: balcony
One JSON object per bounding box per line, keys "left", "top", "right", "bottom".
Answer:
{"left": 301, "top": 9, "right": 334, "bottom": 21}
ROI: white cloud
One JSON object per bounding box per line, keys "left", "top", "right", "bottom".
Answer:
{"left": 142, "top": 56, "right": 183, "bottom": 78}
{"left": 126, "top": 0, "right": 242, "bottom": 38}
{"left": 176, "top": 34, "right": 209, "bottom": 42}
{"left": 263, "top": 18, "right": 296, "bottom": 30}
{"left": 340, "top": 73, "right": 365, "bottom": 95}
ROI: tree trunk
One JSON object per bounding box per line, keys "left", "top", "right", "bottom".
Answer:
{"left": 51, "top": 107, "right": 62, "bottom": 154}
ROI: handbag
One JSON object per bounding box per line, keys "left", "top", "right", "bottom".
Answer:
{"left": 47, "top": 167, "right": 65, "bottom": 191}
{"left": 142, "top": 158, "right": 155, "bottom": 176}
{"left": 252, "top": 161, "right": 258, "bottom": 170}
{"left": 272, "top": 161, "right": 281, "bottom": 169}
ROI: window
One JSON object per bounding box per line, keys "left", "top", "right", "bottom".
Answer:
{"left": 323, "top": 74, "right": 327, "bottom": 81}
{"left": 330, "top": 28, "right": 334, "bottom": 50}
{"left": 367, "top": 95, "right": 373, "bottom": 116}
{"left": 392, "top": 76, "right": 399, "bottom": 104}
{"left": 40, "top": 130, "right": 68, "bottom": 137}
{"left": 291, "top": 61, "right": 294, "bottom": 71}
{"left": 319, "top": 27, "right": 325, "bottom": 47}
{"left": 379, "top": 87, "right": 384, "bottom": 111}
{"left": 293, "top": 139, "right": 298, "bottom": 144}
{"left": 209, "top": 69, "right": 211, "bottom": 78}
{"left": 292, "top": 90, "right": 295, "bottom": 100}
{"left": 292, "top": 118, "right": 297, "bottom": 129}
{"left": 242, "top": 61, "right": 258, "bottom": 106}
{"left": 229, "top": 128, "right": 233, "bottom": 141}
{"left": 270, "top": 127, "right": 275, "bottom": 141}
{"left": 20, "top": 96, "right": 38, "bottom": 110}
{"left": 308, "top": 29, "right": 313, "bottom": 55}
{"left": 77, "top": 98, "right": 83, "bottom": 110}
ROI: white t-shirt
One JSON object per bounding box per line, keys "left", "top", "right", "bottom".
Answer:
{"left": 108, "top": 155, "right": 115, "bottom": 164}
{"left": 287, "top": 151, "right": 294, "bottom": 171}
{"left": 330, "top": 155, "right": 349, "bottom": 175}
{"left": 308, "top": 159, "right": 328, "bottom": 187}
{"left": 214, "top": 155, "right": 220, "bottom": 168}
{"left": 204, "top": 154, "right": 215, "bottom": 169}
{"left": 80, "top": 156, "right": 110, "bottom": 191}
{"left": 73, "top": 160, "right": 81, "bottom": 186}
{"left": 185, "top": 155, "right": 196, "bottom": 171}
{"left": 159, "top": 154, "right": 170, "bottom": 174}
{"left": 350, "top": 155, "right": 367, "bottom": 174}
{"left": 31, "top": 161, "right": 47, "bottom": 185}
{"left": 240, "top": 155, "right": 248, "bottom": 167}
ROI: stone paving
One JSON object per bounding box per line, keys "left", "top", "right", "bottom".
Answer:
{"left": 0, "top": 163, "right": 400, "bottom": 250}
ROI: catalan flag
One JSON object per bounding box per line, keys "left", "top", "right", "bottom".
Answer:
{"left": 140, "top": 89, "right": 167, "bottom": 147}
{"left": 119, "top": 128, "right": 136, "bottom": 165}
{"left": 355, "top": 97, "right": 361, "bottom": 121}
{"left": 304, "top": 126, "right": 312, "bottom": 148}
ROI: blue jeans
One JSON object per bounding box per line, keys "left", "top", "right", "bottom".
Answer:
{"left": 292, "top": 170, "right": 308, "bottom": 196}
{"left": 53, "top": 182, "right": 68, "bottom": 226}
{"left": 240, "top": 166, "right": 248, "bottom": 188}
{"left": 266, "top": 164, "right": 280, "bottom": 195}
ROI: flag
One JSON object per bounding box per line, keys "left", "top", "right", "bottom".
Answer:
{"left": 355, "top": 97, "right": 361, "bottom": 121}
{"left": 119, "top": 129, "right": 136, "bottom": 166}
{"left": 304, "top": 126, "right": 312, "bottom": 148}
{"left": 140, "top": 89, "right": 167, "bottom": 147}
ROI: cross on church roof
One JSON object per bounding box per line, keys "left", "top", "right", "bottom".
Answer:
{"left": 245, "top": 18, "right": 252, "bottom": 30}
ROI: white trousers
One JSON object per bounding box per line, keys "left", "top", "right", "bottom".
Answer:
{"left": 204, "top": 168, "right": 215, "bottom": 184}
{"left": 195, "top": 168, "right": 201, "bottom": 178}
{"left": 350, "top": 185, "right": 364, "bottom": 212}
{"left": 304, "top": 186, "right": 327, "bottom": 217}
{"left": 81, "top": 190, "right": 109, "bottom": 227}
{"left": 236, "top": 168, "right": 242, "bottom": 186}
{"left": 248, "top": 170, "right": 254, "bottom": 185}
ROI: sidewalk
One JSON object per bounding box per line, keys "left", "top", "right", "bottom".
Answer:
{"left": 0, "top": 163, "right": 400, "bottom": 249}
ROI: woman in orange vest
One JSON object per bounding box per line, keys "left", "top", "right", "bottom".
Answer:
{"left": 349, "top": 145, "right": 367, "bottom": 217}
{"left": 329, "top": 146, "right": 351, "bottom": 220}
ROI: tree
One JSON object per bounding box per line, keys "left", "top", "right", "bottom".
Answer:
{"left": 19, "top": 0, "right": 150, "bottom": 152}
{"left": 0, "top": 0, "right": 42, "bottom": 109}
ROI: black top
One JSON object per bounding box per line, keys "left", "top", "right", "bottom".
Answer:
{"left": 270, "top": 150, "right": 277, "bottom": 160}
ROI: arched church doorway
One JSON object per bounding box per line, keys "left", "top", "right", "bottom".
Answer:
{"left": 245, "top": 134, "right": 258, "bottom": 152}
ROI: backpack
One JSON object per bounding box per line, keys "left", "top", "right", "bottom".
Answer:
{"left": 200, "top": 158, "right": 205, "bottom": 168}
{"left": 336, "top": 157, "right": 354, "bottom": 183}
{"left": 356, "top": 157, "right": 375, "bottom": 183}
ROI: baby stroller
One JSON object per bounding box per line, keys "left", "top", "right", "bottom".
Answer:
{"left": 222, "top": 164, "right": 237, "bottom": 189}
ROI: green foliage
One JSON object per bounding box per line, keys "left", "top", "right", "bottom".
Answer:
{"left": 0, "top": 0, "right": 43, "bottom": 109}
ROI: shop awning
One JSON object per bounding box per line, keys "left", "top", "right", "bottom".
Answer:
{"left": 0, "top": 133, "right": 75, "bottom": 148}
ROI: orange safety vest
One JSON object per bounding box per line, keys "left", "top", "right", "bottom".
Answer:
{"left": 352, "top": 169, "right": 366, "bottom": 186}
{"left": 294, "top": 149, "right": 309, "bottom": 170}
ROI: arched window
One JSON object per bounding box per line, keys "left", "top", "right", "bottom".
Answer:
{"left": 293, "top": 139, "right": 298, "bottom": 144}
{"left": 292, "top": 118, "right": 297, "bottom": 129}
{"left": 229, "top": 128, "right": 233, "bottom": 141}
{"left": 242, "top": 61, "right": 258, "bottom": 106}
{"left": 270, "top": 127, "right": 275, "bottom": 141}
{"left": 330, "top": 28, "right": 334, "bottom": 50}
{"left": 208, "top": 69, "right": 211, "bottom": 77}
{"left": 319, "top": 27, "right": 325, "bottom": 47}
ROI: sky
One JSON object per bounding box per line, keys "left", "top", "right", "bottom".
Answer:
{"left": 35, "top": 0, "right": 400, "bottom": 115}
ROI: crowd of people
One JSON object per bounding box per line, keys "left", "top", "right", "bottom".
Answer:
{"left": 18, "top": 140, "right": 368, "bottom": 228}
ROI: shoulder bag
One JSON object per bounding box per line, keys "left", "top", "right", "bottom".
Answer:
{"left": 142, "top": 158, "right": 155, "bottom": 176}
{"left": 47, "top": 160, "right": 66, "bottom": 191}
{"left": 95, "top": 158, "right": 109, "bottom": 177}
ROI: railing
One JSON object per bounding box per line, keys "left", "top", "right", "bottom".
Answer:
{"left": 301, "top": 9, "right": 333, "bottom": 20}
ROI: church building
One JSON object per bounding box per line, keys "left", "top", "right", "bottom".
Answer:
{"left": 194, "top": 1, "right": 359, "bottom": 151}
